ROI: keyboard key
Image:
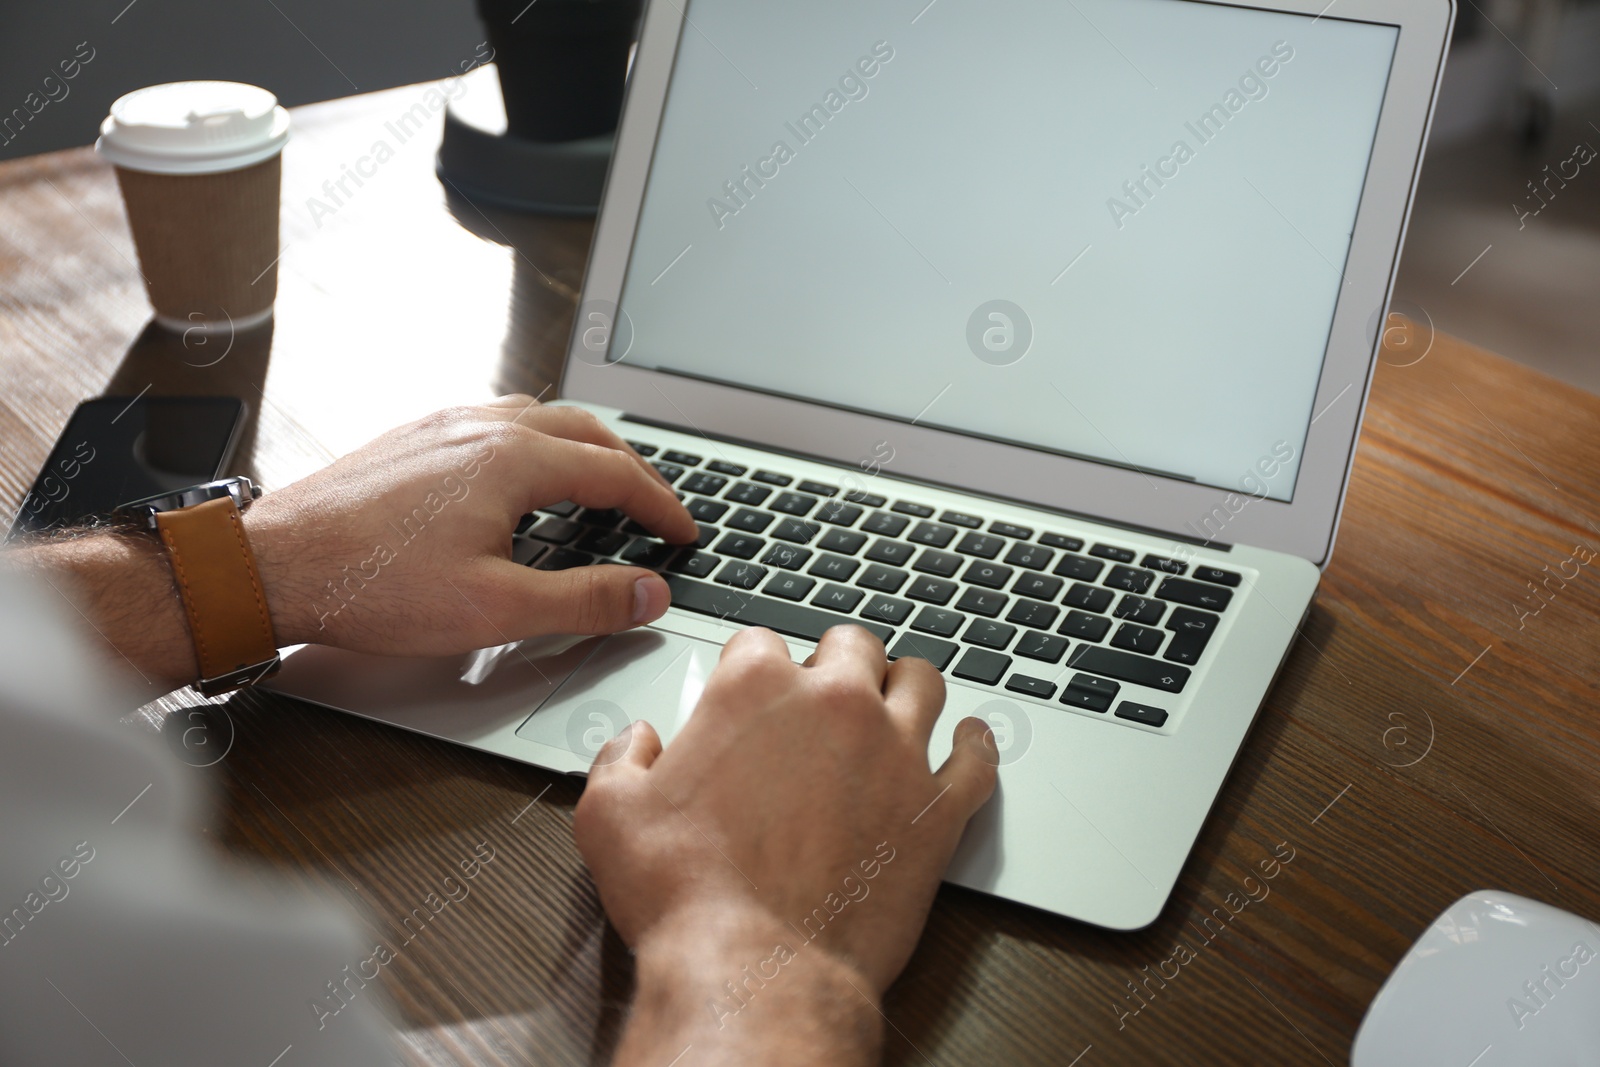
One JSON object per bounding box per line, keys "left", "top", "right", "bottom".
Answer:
{"left": 1013, "top": 573, "right": 1065, "bottom": 601}
{"left": 1006, "top": 674, "right": 1057, "bottom": 699}
{"left": 861, "top": 595, "right": 914, "bottom": 626}
{"left": 1067, "top": 646, "right": 1190, "bottom": 693}
{"left": 1115, "top": 701, "right": 1169, "bottom": 728}
{"left": 1064, "top": 583, "right": 1114, "bottom": 613}
{"left": 812, "top": 584, "right": 865, "bottom": 613}
{"left": 1005, "top": 598, "right": 1059, "bottom": 629}
{"left": 695, "top": 524, "right": 717, "bottom": 548}
{"left": 963, "top": 561, "right": 1014, "bottom": 590}
{"left": 955, "top": 532, "right": 1005, "bottom": 559}
{"left": 864, "top": 540, "right": 915, "bottom": 566}
{"left": 1004, "top": 543, "right": 1053, "bottom": 570}
{"left": 576, "top": 528, "right": 628, "bottom": 556}
{"left": 713, "top": 532, "right": 765, "bottom": 559}
{"left": 797, "top": 480, "right": 838, "bottom": 497}
{"left": 816, "top": 502, "right": 863, "bottom": 526}
{"left": 529, "top": 517, "right": 582, "bottom": 544}
{"left": 906, "top": 576, "right": 958, "bottom": 604}
{"left": 1104, "top": 566, "right": 1155, "bottom": 594}
{"left": 892, "top": 500, "right": 935, "bottom": 518}
{"left": 515, "top": 512, "right": 538, "bottom": 535}
{"left": 707, "top": 460, "right": 746, "bottom": 476}
{"left": 620, "top": 539, "right": 678, "bottom": 568}
{"left": 1053, "top": 554, "right": 1105, "bottom": 581}
{"left": 962, "top": 619, "right": 1017, "bottom": 650}
{"left": 953, "top": 647, "right": 1011, "bottom": 685}
{"left": 1039, "top": 532, "right": 1084, "bottom": 551}
{"left": 990, "top": 521, "right": 1034, "bottom": 539}
{"left": 940, "top": 510, "right": 984, "bottom": 529}
{"left": 1015, "top": 630, "right": 1068, "bottom": 663}
{"left": 582, "top": 508, "right": 627, "bottom": 527}
{"left": 761, "top": 543, "right": 812, "bottom": 570}
{"left": 912, "top": 550, "right": 962, "bottom": 577}
{"left": 726, "top": 482, "right": 772, "bottom": 506}
{"left": 1164, "top": 630, "right": 1210, "bottom": 665}
{"left": 773, "top": 518, "right": 821, "bottom": 544}
{"left": 908, "top": 521, "right": 957, "bottom": 547}
{"left": 1110, "top": 623, "right": 1164, "bottom": 655}
{"left": 1061, "top": 673, "right": 1119, "bottom": 712}
{"left": 537, "top": 548, "right": 593, "bottom": 570}
{"left": 858, "top": 564, "right": 909, "bottom": 593}
{"left": 845, "top": 491, "right": 888, "bottom": 507}
{"left": 911, "top": 606, "right": 965, "bottom": 637}
{"left": 686, "top": 498, "right": 729, "bottom": 522}
{"left": 861, "top": 511, "right": 910, "bottom": 537}
{"left": 662, "top": 573, "right": 892, "bottom": 643}
{"left": 1193, "top": 565, "right": 1242, "bottom": 587}
{"left": 662, "top": 450, "right": 702, "bottom": 466}
{"left": 621, "top": 520, "right": 654, "bottom": 536}
{"left": 1156, "top": 577, "right": 1234, "bottom": 612}
{"left": 726, "top": 509, "right": 774, "bottom": 534}
{"left": 1090, "top": 543, "right": 1136, "bottom": 563}
{"left": 753, "top": 470, "right": 793, "bottom": 486}
{"left": 625, "top": 440, "right": 658, "bottom": 457}
{"left": 540, "top": 500, "right": 580, "bottom": 518}
{"left": 670, "top": 551, "right": 719, "bottom": 578}
{"left": 652, "top": 463, "right": 685, "bottom": 483}
{"left": 889, "top": 633, "right": 958, "bottom": 670}
{"left": 715, "top": 560, "right": 768, "bottom": 589}
{"left": 1166, "top": 607, "right": 1221, "bottom": 635}
{"left": 1114, "top": 595, "right": 1166, "bottom": 625}
{"left": 680, "top": 473, "right": 728, "bottom": 496}
{"left": 1058, "top": 611, "right": 1112, "bottom": 642}
{"left": 819, "top": 528, "right": 868, "bottom": 555}
{"left": 808, "top": 554, "right": 860, "bottom": 581}
{"left": 773, "top": 492, "right": 818, "bottom": 516}
{"left": 1142, "top": 554, "right": 1188, "bottom": 575}
{"left": 764, "top": 573, "right": 816, "bottom": 601}
{"left": 955, "top": 588, "right": 1008, "bottom": 618}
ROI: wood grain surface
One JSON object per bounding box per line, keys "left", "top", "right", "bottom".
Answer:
{"left": 1, "top": 83, "right": 1597, "bottom": 1066}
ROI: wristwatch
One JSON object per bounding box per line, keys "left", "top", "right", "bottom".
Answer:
{"left": 116, "top": 477, "right": 281, "bottom": 696}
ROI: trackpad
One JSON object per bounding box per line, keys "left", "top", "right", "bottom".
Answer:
{"left": 515, "top": 629, "right": 724, "bottom": 770}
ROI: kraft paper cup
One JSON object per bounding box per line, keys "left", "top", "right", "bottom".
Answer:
{"left": 96, "top": 81, "right": 290, "bottom": 334}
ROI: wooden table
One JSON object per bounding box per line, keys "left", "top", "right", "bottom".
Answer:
{"left": 3, "top": 83, "right": 1598, "bottom": 1066}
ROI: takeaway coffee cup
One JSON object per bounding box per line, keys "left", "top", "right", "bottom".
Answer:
{"left": 96, "top": 81, "right": 290, "bottom": 333}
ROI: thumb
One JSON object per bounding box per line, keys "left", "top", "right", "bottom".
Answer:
{"left": 500, "top": 561, "right": 671, "bottom": 637}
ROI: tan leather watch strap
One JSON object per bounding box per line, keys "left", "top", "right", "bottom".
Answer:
{"left": 154, "top": 495, "right": 280, "bottom": 694}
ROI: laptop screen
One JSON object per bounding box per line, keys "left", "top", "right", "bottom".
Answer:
{"left": 612, "top": 0, "right": 1399, "bottom": 503}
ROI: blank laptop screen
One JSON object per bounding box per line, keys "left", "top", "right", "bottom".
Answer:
{"left": 613, "top": 0, "right": 1399, "bottom": 502}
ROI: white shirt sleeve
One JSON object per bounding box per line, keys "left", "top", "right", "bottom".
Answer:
{"left": 0, "top": 570, "right": 397, "bottom": 1066}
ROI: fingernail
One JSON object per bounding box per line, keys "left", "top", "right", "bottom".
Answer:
{"left": 633, "top": 574, "right": 669, "bottom": 625}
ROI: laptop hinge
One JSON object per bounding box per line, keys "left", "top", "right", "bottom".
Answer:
{"left": 618, "top": 413, "right": 1232, "bottom": 551}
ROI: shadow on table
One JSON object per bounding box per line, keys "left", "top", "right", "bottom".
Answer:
{"left": 101, "top": 316, "right": 275, "bottom": 485}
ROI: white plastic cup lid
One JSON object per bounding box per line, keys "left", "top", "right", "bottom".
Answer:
{"left": 96, "top": 81, "right": 290, "bottom": 175}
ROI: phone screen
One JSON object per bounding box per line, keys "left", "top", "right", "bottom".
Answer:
{"left": 8, "top": 396, "right": 245, "bottom": 539}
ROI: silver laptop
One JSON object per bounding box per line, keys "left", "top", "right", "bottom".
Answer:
{"left": 273, "top": 0, "right": 1453, "bottom": 929}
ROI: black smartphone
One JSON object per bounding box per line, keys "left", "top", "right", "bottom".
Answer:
{"left": 7, "top": 396, "right": 246, "bottom": 540}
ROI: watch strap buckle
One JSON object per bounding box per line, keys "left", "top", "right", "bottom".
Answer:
{"left": 193, "top": 654, "right": 282, "bottom": 697}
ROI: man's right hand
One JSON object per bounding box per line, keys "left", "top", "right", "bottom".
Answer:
{"left": 575, "top": 624, "right": 998, "bottom": 1066}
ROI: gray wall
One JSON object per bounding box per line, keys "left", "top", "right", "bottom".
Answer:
{"left": 0, "top": 0, "right": 484, "bottom": 162}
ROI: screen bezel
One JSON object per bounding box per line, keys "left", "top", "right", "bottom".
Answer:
{"left": 564, "top": 0, "right": 1455, "bottom": 565}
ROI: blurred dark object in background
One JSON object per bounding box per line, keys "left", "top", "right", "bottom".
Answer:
{"left": 478, "top": 0, "right": 644, "bottom": 142}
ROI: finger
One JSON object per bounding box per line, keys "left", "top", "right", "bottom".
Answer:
{"left": 807, "top": 624, "right": 888, "bottom": 694}
{"left": 717, "top": 625, "right": 791, "bottom": 667}
{"left": 490, "top": 402, "right": 675, "bottom": 493}
{"left": 931, "top": 717, "right": 1000, "bottom": 826}
{"left": 882, "top": 654, "right": 946, "bottom": 746}
{"left": 485, "top": 560, "right": 672, "bottom": 636}
{"left": 519, "top": 433, "right": 696, "bottom": 543}
{"left": 589, "top": 719, "right": 663, "bottom": 783}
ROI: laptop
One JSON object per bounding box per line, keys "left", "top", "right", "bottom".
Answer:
{"left": 272, "top": 0, "right": 1453, "bottom": 929}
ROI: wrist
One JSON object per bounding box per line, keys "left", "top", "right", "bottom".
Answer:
{"left": 239, "top": 494, "right": 318, "bottom": 648}
{"left": 622, "top": 903, "right": 883, "bottom": 1067}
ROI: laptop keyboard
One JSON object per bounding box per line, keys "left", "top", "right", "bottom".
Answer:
{"left": 513, "top": 439, "right": 1242, "bottom": 732}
